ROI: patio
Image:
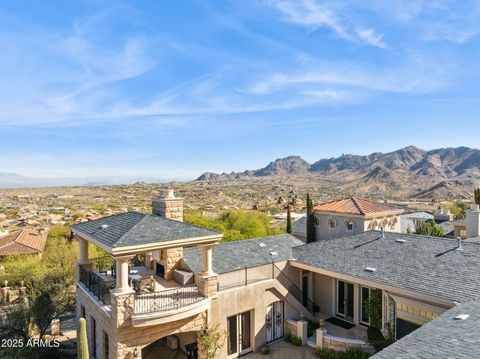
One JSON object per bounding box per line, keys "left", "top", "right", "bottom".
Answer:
{"left": 247, "top": 341, "right": 317, "bottom": 359}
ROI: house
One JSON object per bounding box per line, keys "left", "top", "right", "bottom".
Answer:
{"left": 453, "top": 204, "right": 480, "bottom": 240}
{"left": 0, "top": 228, "right": 47, "bottom": 258}
{"left": 312, "top": 197, "right": 403, "bottom": 240}
{"left": 72, "top": 192, "right": 480, "bottom": 358}
{"left": 72, "top": 190, "right": 311, "bottom": 358}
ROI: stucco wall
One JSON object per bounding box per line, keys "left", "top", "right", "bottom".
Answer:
{"left": 315, "top": 213, "right": 401, "bottom": 241}
{"left": 314, "top": 273, "right": 335, "bottom": 318}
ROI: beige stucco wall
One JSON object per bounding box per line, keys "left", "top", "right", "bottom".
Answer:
{"left": 315, "top": 213, "right": 401, "bottom": 241}
{"left": 210, "top": 278, "right": 301, "bottom": 358}
{"left": 314, "top": 273, "right": 335, "bottom": 318}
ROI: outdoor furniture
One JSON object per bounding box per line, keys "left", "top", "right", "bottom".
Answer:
{"left": 129, "top": 274, "right": 143, "bottom": 293}
{"left": 174, "top": 269, "right": 194, "bottom": 286}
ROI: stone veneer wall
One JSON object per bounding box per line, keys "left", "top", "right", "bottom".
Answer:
{"left": 78, "top": 284, "right": 206, "bottom": 359}
{"left": 152, "top": 198, "right": 184, "bottom": 221}
{"left": 159, "top": 247, "right": 183, "bottom": 281}
{"left": 323, "top": 335, "right": 374, "bottom": 354}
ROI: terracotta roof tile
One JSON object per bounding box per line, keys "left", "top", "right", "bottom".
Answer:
{"left": 0, "top": 229, "right": 47, "bottom": 256}
{"left": 313, "top": 197, "right": 403, "bottom": 216}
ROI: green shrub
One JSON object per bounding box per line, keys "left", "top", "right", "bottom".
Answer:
{"left": 315, "top": 348, "right": 370, "bottom": 359}
{"left": 285, "top": 332, "right": 302, "bottom": 346}
{"left": 308, "top": 320, "right": 320, "bottom": 337}
{"left": 367, "top": 327, "right": 393, "bottom": 352}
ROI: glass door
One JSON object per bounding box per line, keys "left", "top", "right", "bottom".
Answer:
{"left": 337, "top": 280, "right": 354, "bottom": 322}
{"left": 360, "top": 286, "right": 370, "bottom": 325}
{"left": 239, "top": 311, "right": 251, "bottom": 355}
{"left": 227, "top": 311, "right": 252, "bottom": 358}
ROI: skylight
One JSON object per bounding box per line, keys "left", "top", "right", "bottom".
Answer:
{"left": 269, "top": 251, "right": 278, "bottom": 256}
{"left": 395, "top": 239, "right": 406, "bottom": 243}
{"left": 454, "top": 314, "right": 469, "bottom": 321}
{"left": 365, "top": 267, "right": 377, "bottom": 273}
{"left": 259, "top": 243, "right": 266, "bottom": 247}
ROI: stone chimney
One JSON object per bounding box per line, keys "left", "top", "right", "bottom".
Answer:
{"left": 466, "top": 204, "right": 480, "bottom": 238}
{"left": 152, "top": 189, "right": 184, "bottom": 221}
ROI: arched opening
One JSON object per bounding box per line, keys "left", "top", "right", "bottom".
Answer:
{"left": 142, "top": 331, "right": 199, "bottom": 359}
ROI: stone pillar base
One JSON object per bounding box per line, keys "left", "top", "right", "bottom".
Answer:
{"left": 196, "top": 274, "right": 219, "bottom": 298}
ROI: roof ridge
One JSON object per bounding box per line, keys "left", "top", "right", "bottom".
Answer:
{"left": 351, "top": 197, "right": 365, "bottom": 215}
{"left": 116, "top": 212, "right": 148, "bottom": 245}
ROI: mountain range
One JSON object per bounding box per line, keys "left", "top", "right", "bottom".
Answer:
{"left": 197, "top": 146, "right": 480, "bottom": 199}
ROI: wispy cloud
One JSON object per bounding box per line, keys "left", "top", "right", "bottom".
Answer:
{"left": 264, "top": 0, "right": 350, "bottom": 39}
{"left": 356, "top": 28, "right": 388, "bottom": 48}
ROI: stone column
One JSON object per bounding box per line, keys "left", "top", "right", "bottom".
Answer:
{"left": 200, "top": 244, "right": 214, "bottom": 276}
{"left": 297, "top": 320, "right": 308, "bottom": 345}
{"left": 113, "top": 256, "right": 134, "bottom": 293}
{"left": 78, "top": 238, "right": 89, "bottom": 265}
{"left": 160, "top": 248, "right": 183, "bottom": 280}
{"left": 316, "top": 328, "right": 327, "bottom": 349}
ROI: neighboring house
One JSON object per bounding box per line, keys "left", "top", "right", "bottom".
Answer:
{"left": 400, "top": 211, "right": 454, "bottom": 237}
{"left": 72, "top": 192, "right": 480, "bottom": 358}
{"left": 453, "top": 204, "right": 480, "bottom": 240}
{"left": 0, "top": 228, "right": 47, "bottom": 258}
{"left": 312, "top": 197, "right": 403, "bottom": 240}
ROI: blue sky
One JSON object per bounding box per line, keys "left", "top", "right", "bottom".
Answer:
{"left": 1, "top": 0, "right": 480, "bottom": 179}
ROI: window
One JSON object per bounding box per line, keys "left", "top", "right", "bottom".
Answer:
{"left": 369, "top": 220, "right": 378, "bottom": 230}
{"left": 345, "top": 220, "right": 354, "bottom": 231}
{"left": 81, "top": 305, "right": 85, "bottom": 319}
{"left": 328, "top": 218, "right": 337, "bottom": 229}
{"left": 389, "top": 217, "right": 398, "bottom": 230}
{"left": 104, "top": 332, "right": 109, "bottom": 359}
{"left": 91, "top": 316, "right": 97, "bottom": 358}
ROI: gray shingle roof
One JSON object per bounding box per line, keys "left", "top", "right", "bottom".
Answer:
{"left": 373, "top": 300, "right": 480, "bottom": 359}
{"left": 71, "top": 212, "right": 220, "bottom": 248}
{"left": 183, "top": 234, "right": 304, "bottom": 274}
{"left": 399, "top": 212, "right": 433, "bottom": 233}
{"left": 292, "top": 231, "right": 480, "bottom": 303}
{"left": 292, "top": 216, "right": 306, "bottom": 238}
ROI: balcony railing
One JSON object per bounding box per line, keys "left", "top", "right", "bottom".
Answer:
{"left": 134, "top": 283, "right": 203, "bottom": 315}
{"left": 78, "top": 265, "right": 115, "bottom": 306}
{"left": 217, "top": 263, "right": 274, "bottom": 291}
{"left": 217, "top": 262, "right": 318, "bottom": 316}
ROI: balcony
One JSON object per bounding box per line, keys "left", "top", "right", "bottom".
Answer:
{"left": 78, "top": 257, "right": 211, "bottom": 326}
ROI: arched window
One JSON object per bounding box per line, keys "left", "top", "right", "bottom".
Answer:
{"left": 345, "top": 220, "right": 354, "bottom": 231}
{"left": 382, "top": 218, "right": 388, "bottom": 228}
{"left": 328, "top": 218, "right": 337, "bottom": 229}
{"left": 369, "top": 220, "right": 378, "bottom": 230}
{"left": 389, "top": 217, "right": 398, "bottom": 229}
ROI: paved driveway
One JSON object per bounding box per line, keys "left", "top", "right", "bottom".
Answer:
{"left": 246, "top": 341, "right": 317, "bottom": 359}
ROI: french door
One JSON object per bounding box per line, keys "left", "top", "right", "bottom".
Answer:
{"left": 337, "top": 280, "right": 354, "bottom": 322}
{"left": 227, "top": 311, "right": 252, "bottom": 358}
{"left": 266, "top": 301, "right": 284, "bottom": 343}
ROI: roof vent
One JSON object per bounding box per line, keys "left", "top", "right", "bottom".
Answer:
{"left": 456, "top": 238, "right": 463, "bottom": 251}
{"left": 395, "top": 239, "right": 406, "bottom": 243}
{"left": 100, "top": 224, "right": 109, "bottom": 229}
{"left": 259, "top": 243, "right": 266, "bottom": 247}
{"left": 269, "top": 251, "right": 278, "bottom": 256}
{"left": 454, "top": 314, "right": 469, "bottom": 321}
{"left": 365, "top": 267, "right": 377, "bottom": 273}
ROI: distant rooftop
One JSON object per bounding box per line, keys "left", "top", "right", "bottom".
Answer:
{"left": 313, "top": 197, "right": 403, "bottom": 216}
{"left": 373, "top": 300, "right": 480, "bottom": 359}
{"left": 71, "top": 212, "right": 221, "bottom": 251}
{"left": 183, "top": 234, "right": 303, "bottom": 274}
{"left": 0, "top": 229, "right": 47, "bottom": 256}
{"left": 293, "top": 231, "right": 480, "bottom": 303}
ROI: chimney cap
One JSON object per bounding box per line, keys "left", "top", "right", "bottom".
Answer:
{"left": 158, "top": 189, "right": 177, "bottom": 199}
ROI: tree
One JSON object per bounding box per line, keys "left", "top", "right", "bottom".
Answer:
{"left": 475, "top": 188, "right": 480, "bottom": 205}
{"left": 77, "top": 318, "right": 89, "bottom": 359}
{"left": 306, "top": 193, "right": 316, "bottom": 243}
{"left": 414, "top": 220, "right": 444, "bottom": 237}
{"left": 286, "top": 205, "right": 292, "bottom": 234}
{"left": 197, "top": 316, "right": 225, "bottom": 359}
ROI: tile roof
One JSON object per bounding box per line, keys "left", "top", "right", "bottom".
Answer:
{"left": 373, "top": 300, "right": 480, "bottom": 359}
{"left": 0, "top": 229, "right": 47, "bottom": 256}
{"left": 292, "top": 231, "right": 480, "bottom": 303}
{"left": 183, "top": 234, "right": 304, "bottom": 274}
{"left": 313, "top": 197, "right": 403, "bottom": 216}
{"left": 71, "top": 212, "right": 221, "bottom": 249}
